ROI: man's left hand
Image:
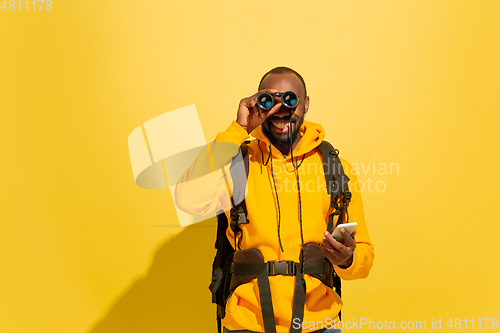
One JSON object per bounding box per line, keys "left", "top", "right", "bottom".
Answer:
{"left": 320, "top": 228, "right": 357, "bottom": 268}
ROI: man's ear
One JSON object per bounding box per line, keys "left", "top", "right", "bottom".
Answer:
{"left": 304, "top": 96, "right": 310, "bottom": 114}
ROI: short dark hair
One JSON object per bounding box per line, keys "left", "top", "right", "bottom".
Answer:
{"left": 258, "top": 66, "right": 307, "bottom": 97}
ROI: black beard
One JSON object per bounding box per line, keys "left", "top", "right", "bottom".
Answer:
{"left": 262, "top": 116, "right": 304, "bottom": 153}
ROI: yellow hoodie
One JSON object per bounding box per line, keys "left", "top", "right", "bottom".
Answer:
{"left": 177, "top": 120, "right": 374, "bottom": 333}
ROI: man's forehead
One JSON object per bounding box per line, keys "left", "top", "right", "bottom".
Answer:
{"left": 260, "top": 73, "right": 306, "bottom": 97}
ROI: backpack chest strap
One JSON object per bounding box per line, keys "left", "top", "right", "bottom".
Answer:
{"left": 231, "top": 260, "right": 333, "bottom": 276}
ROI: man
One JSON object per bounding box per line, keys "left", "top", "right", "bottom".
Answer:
{"left": 176, "top": 67, "right": 374, "bottom": 333}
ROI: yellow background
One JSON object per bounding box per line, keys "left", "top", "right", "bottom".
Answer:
{"left": 1, "top": 0, "right": 499, "bottom": 332}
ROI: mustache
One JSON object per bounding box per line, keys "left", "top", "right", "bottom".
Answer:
{"left": 268, "top": 115, "right": 296, "bottom": 122}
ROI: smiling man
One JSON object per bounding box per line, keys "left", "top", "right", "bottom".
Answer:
{"left": 176, "top": 67, "right": 374, "bottom": 333}
{"left": 256, "top": 69, "right": 309, "bottom": 155}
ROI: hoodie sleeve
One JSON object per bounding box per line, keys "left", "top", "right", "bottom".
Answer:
{"left": 214, "top": 121, "right": 251, "bottom": 146}
{"left": 174, "top": 121, "right": 250, "bottom": 216}
{"left": 333, "top": 158, "right": 375, "bottom": 280}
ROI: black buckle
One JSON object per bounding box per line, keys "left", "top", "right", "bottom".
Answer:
{"left": 267, "top": 260, "right": 296, "bottom": 276}
{"left": 230, "top": 206, "right": 249, "bottom": 225}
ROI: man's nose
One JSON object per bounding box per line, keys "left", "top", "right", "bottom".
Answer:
{"left": 273, "top": 106, "right": 294, "bottom": 118}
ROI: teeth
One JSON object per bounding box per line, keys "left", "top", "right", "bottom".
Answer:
{"left": 271, "top": 121, "right": 290, "bottom": 129}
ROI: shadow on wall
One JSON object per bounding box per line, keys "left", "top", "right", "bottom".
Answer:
{"left": 88, "top": 218, "right": 218, "bottom": 333}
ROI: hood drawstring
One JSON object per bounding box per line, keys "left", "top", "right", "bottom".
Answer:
{"left": 288, "top": 117, "right": 305, "bottom": 279}
{"left": 270, "top": 147, "right": 285, "bottom": 253}
{"left": 259, "top": 140, "right": 284, "bottom": 252}
{"left": 258, "top": 116, "right": 306, "bottom": 271}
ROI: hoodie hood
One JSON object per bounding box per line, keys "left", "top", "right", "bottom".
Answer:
{"left": 252, "top": 120, "right": 325, "bottom": 159}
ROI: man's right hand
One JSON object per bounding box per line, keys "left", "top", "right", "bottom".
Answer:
{"left": 236, "top": 89, "right": 283, "bottom": 134}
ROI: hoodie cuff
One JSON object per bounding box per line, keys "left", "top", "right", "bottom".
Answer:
{"left": 214, "top": 121, "right": 250, "bottom": 146}
{"left": 333, "top": 249, "right": 360, "bottom": 278}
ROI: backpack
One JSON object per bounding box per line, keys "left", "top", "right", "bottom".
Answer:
{"left": 209, "top": 140, "right": 351, "bottom": 333}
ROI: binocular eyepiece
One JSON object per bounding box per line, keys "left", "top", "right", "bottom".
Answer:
{"left": 256, "top": 91, "right": 299, "bottom": 111}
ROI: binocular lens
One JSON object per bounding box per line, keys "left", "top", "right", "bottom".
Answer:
{"left": 258, "top": 93, "right": 274, "bottom": 111}
{"left": 256, "top": 91, "right": 299, "bottom": 111}
{"left": 282, "top": 91, "right": 298, "bottom": 108}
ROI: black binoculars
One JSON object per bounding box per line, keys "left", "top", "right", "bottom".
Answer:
{"left": 256, "top": 91, "right": 299, "bottom": 111}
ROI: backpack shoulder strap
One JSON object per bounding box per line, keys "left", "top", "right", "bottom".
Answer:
{"left": 228, "top": 141, "right": 250, "bottom": 249}
{"left": 318, "top": 140, "right": 352, "bottom": 320}
{"left": 318, "top": 141, "right": 351, "bottom": 233}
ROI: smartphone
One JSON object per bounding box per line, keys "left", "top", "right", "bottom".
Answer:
{"left": 331, "top": 222, "right": 358, "bottom": 243}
